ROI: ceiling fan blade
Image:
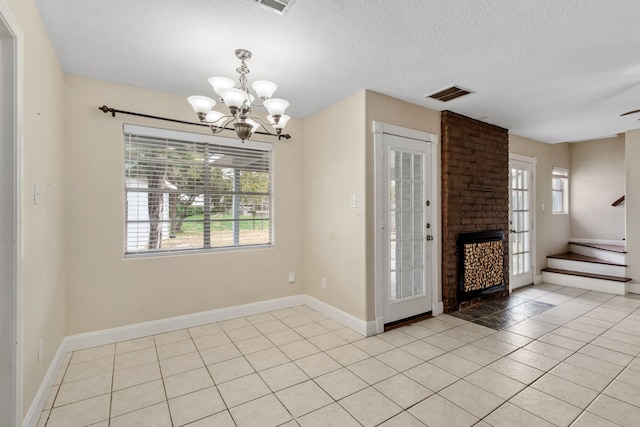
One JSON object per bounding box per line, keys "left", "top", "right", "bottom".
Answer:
{"left": 621, "top": 109, "right": 640, "bottom": 116}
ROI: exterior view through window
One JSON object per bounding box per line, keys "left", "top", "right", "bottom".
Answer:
{"left": 124, "top": 125, "right": 273, "bottom": 256}
{"left": 552, "top": 167, "right": 569, "bottom": 214}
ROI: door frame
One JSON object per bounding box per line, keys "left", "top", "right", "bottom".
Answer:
{"left": 509, "top": 153, "right": 537, "bottom": 290}
{"left": 0, "top": 1, "right": 23, "bottom": 426}
{"left": 373, "top": 121, "right": 443, "bottom": 333}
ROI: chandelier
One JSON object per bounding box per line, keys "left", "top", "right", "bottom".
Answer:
{"left": 187, "top": 49, "right": 291, "bottom": 142}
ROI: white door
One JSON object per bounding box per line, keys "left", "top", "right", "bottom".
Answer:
{"left": 381, "top": 134, "right": 433, "bottom": 324}
{"left": 509, "top": 157, "right": 535, "bottom": 289}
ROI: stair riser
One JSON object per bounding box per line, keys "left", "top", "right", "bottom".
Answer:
{"left": 542, "top": 271, "right": 627, "bottom": 295}
{"left": 547, "top": 258, "right": 626, "bottom": 277}
{"left": 569, "top": 244, "right": 626, "bottom": 264}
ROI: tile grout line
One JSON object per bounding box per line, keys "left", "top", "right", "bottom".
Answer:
{"left": 35, "top": 289, "right": 640, "bottom": 426}
{"left": 151, "top": 334, "right": 174, "bottom": 427}
{"left": 108, "top": 348, "right": 115, "bottom": 427}
{"left": 569, "top": 306, "right": 640, "bottom": 424}
{"left": 263, "top": 312, "right": 349, "bottom": 424}
{"left": 437, "top": 287, "right": 626, "bottom": 425}
{"left": 42, "top": 353, "right": 71, "bottom": 427}
{"left": 505, "top": 291, "right": 610, "bottom": 425}
{"left": 185, "top": 324, "right": 218, "bottom": 424}
{"left": 479, "top": 290, "right": 640, "bottom": 426}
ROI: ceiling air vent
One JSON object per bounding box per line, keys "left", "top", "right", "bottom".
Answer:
{"left": 249, "top": 0, "right": 297, "bottom": 15}
{"left": 426, "top": 85, "right": 472, "bottom": 102}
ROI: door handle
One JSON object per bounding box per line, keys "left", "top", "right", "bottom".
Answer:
{"left": 510, "top": 229, "right": 517, "bottom": 233}
{"left": 426, "top": 235, "right": 434, "bottom": 241}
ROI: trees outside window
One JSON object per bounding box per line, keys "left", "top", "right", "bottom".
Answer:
{"left": 124, "top": 125, "right": 273, "bottom": 256}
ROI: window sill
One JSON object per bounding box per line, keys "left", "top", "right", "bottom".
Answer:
{"left": 124, "top": 243, "right": 274, "bottom": 259}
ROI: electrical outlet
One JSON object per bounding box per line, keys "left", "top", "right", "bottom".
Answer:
{"left": 321, "top": 278, "right": 326, "bottom": 289}
{"left": 350, "top": 195, "right": 357, "bottom": 208}
{"left": 38, "top": 338, "right": 43, "bottom": 363}
{"left": 288, "top": 272, "right": 295, "bottom": 283}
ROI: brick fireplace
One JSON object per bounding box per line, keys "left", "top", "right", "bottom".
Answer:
{"left": 441, "top": 111, "right": 509, "bottom": 312}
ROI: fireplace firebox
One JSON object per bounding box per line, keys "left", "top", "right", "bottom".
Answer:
{"left": 457, "top": 230, "right": 506, "bottom": 302}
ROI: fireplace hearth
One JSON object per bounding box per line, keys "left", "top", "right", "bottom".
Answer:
{"left": 458, "top": 230, "right": 506, "bottom": 303}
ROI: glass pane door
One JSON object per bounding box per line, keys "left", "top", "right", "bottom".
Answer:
{"left": 389, "top": 149, "right": 425, "bottom": 301}
{"left": 510, "top": 159, "right": 534, "bottom": 288}
{"left": 380, "top": 131, "right": 432, "bottom": 325}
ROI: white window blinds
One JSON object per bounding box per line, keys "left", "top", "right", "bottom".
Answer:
{"left": 124, "top": 124, "right": 273, "bottom": 256}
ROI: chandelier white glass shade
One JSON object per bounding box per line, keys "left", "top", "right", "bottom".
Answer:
{"left": 187, "top": 49, "right": 291, "bottom": 142}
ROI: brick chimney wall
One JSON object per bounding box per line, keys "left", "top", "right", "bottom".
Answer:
{"left": 441, "top": 111, "right": 510, "bottom": 312}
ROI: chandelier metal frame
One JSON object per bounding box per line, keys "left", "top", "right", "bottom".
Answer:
{"left": 188, "top": 49, "right": 291, "bottom": 142}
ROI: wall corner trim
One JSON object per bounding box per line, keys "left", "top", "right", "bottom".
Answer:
{"left": 433, "top": 300, "right": 445, "bottom": 316}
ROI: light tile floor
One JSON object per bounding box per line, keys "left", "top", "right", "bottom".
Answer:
{"left": 37, "top": 284, "right": 640, "bottom": 427}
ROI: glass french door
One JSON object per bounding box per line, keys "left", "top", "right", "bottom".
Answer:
{"left": 381, "top": 134, "right": 432, "bottom": 324}
{"left": 510, "top": 158, "right": 534, "bottom": 289}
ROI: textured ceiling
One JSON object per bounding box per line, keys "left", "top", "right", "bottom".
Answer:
{"left": 35, "top": 0, "right": 640, "bottom": 143}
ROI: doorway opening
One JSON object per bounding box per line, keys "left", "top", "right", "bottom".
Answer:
{"left": 0, "top": 3, "right": 21, "bottom": 426}
{"left": 374, "top": 122, "right": 442, "bottom": 332}
{"left": 509, "top": 154, "right": 536, "bottom": 290}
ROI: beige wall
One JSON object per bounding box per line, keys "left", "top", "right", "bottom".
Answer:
{"left": 302, "top": 90, "right": 441, "bottom": 322}
{"left": 626, "top": 129, "right": 640, "bottom": 284}
{"left": 64, "top": 75, "right": 305, "bottom": 334}
{"left": 364, "top": 91, "right": 441, "bottom": 319}
{"left": 569, "top": 136, "right": 625, "bottom": 240}
{"left": 6, "top": 0, "right": 67, "bottom": 417}
{"left": 302, "top": 91, "right": 368, "bottom": 319}
{"left": 509, "top": 135, "right": 570, "bottom": 274}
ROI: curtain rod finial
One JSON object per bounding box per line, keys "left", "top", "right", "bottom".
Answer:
{"left": 98, "top": 105, "right": 115, "bottom": 116}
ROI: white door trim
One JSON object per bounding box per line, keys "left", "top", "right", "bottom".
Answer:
{"left": 373, "top": 121, "right": 442, "bottom": 333}
{"left": 0, "top": 1, "right": 23, "bottom": 425}
{"left": 510, "top": 153, "right": 538, "bottom": 165}
{"left": 509, "top": 153, "right": 537, "bottom": 290}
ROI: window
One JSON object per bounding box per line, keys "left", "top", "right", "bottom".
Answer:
{"left": 552, "top": 167, "right": 569, "bottom": 214}
{"left": 124, "top": 125, "right": 273, "bottom": 256}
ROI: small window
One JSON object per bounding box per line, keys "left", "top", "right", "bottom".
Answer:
{"left": 552, "top": 167, "right": 569, "bottom": 214}
{"left": 124, "top": 125, "right": 273, "bottom": 257}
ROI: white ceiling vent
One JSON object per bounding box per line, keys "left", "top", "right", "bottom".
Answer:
{"left": 249, "top": 0, "right": 297, "bottom": 15}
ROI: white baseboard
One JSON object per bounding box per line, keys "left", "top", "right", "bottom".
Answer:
{"left": 629, "top": 282, "right": 640, "bottom": 294}
{"left": 569, "top": 238, "right": 626, "bottom": 247}
{"left": 22, "top": 339, "right": 70, "bottom": 427}
{"left": 63, "top": 294, "right": 309, "bottom": 353}
{"left": 533, "top": 274, "right": 543, "bottom": 285}
{"left": 301, "top": 295, "right": 373, "bottom": 337}
{"left": 22, "top": 294, "right": 371, "bottom": 427}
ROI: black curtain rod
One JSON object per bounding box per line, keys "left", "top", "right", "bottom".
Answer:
{"left": 98, "top": 105, "right": 291, "bottom": 140}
